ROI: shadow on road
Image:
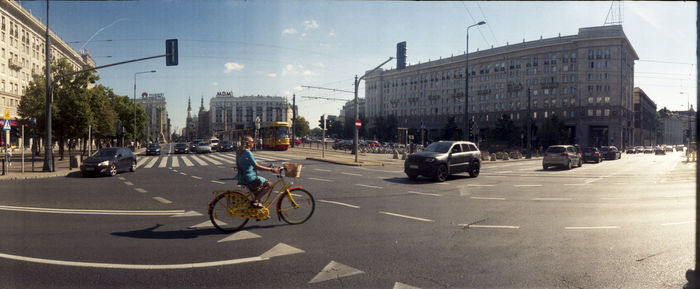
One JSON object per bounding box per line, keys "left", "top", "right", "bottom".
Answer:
{"left": 111, "top": 223, "right": 288, "bottom": 239}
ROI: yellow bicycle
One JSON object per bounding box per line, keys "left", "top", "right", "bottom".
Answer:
{"left": 208, "top": 162, "right": 315, "bottom": 233}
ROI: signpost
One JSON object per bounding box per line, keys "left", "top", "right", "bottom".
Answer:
{"left": 3, "top": 109, "right": 10, "bottom": 175}
{"left": 355, "top": 119, "right": 361, "bottom": 129}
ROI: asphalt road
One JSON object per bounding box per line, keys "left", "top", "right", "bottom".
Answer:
{"left": 0, "top": 146, "right": 694, "bottom": 288}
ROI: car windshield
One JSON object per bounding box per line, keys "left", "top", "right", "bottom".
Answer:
{"left": 583, "top": 147, "right": 596, "bottom": 152}
{"left": 422, "top": 142, "right": 452, "bottom": 153}
{"left": 147, "top": 144, "right": 159, "bottom": 148}
{"left": 175, "top": 144, "right": 186, "bottom": 148}
{"left": 199, "top": 143, "right": 209, "bottom": 146}
{"left": 91, "top": 148, "right": 118, "bottom": 157}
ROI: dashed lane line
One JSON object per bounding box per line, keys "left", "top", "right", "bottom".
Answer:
{"left": 134, "top": 188, "right": 147, "bottom": 193}
{"left": 460, "top": 224, "right": 520, "bottom": 229}
{"left": 661, "top": 221, "right": 695, "bottom": 226}
{"left": 470, "top": 197, "right": 506, "bottom": 200}
{"left": 514, "top": 184, "right": 543, "bottom": 187}
{"left": 318, "top": 200, "right": 360, "bottom": 209}
{"left": 564, "top": 226, "right": 620, "bottom": 230}
{"left": 342, "top": 172, "right": 362, "bottom": 177}
{"left": 179, "top": 172, "right": 187, "bottom": 176}
{"left": 379, "top": 211, "right": 434, "bottom": 222}
{"left": 192, "top": 176, "right": 203, "bottom": 180}
{"left": 532, "top": 198, "right": 571, "bottom": 201}
{"left": 153, "top": 197, "right": 172, "bottom": 204}
{"left": 314, "top": 168, "right": 332, "bottom": 172}
{"left": 408, "top": 191, "right": 440, "bottom": 197}
{"left": 356, "top": 184, "right": 383, "bottom": 189}
{"left": 124, "top": 181, "right": 134, "bottom": 186}
{"left": 211, "top": 180, "right": 226, "bottom": 185}
{"left": 467, "top": 184, "right": 494, "bottom": 187}
{"left": 308, "top": 177, "right": 332, "bottom": 182}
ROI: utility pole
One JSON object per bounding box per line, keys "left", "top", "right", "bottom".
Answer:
{"left": 43, "top": 0, "right": 52, "bottom": 172}
{"left": 292, "top": 93, "right": 296, "bottom": 148}
{"left": 527, "top": 88, "right": 532, "bottom": 159}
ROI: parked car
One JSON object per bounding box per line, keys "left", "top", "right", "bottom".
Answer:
{"left": 655, "top": 147, "right": 666, "bottom": 155}
{"left": 217, "top": 141, "right": 234, "bottom": 152}
{"left": 196, "top": 142, "right": 212, "bottom": 154}
{"left": 643, "top": 146, "right": 654, "bottom": 154}
{"left": 174, "top": 143, "right": 189, "bottom": 154}
{"left": 582, "top": 147, "right": 603, "bottom": 163}
{"left": 80, "top": 147, "right": 136, "bottom": 177}
{"left": 600, "top": 146, "right": 621, "bottom": 160}
{"left": 542, "top": 145, "right": 582, "bottom": 170}
{"left": 625, "top": 147, "right": 636, "bottom": 154}
{"left": 404, "top": 140, "right": 481, "bottom": 182}
{"left": 332, "top": 140, "right": 353, "bottom": 150}
{"left": 145, "top": 143, "right": 161, "bottom": 156}
{"left": 664, "top": 145, "right": 673, "bottom": 152}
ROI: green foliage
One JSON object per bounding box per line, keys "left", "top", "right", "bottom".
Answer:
{"left": 490, "top": 113, "right": 522, "bottom": 147}
{"left": 441, "top": 116, "right": 461, "bottom": 140}
{"left": 294, "top": 116, "right": 310, "bottom": 137}
{"left": 537, "top": 114, "right": 568, "bottom": 148}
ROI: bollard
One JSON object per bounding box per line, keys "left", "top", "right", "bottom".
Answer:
{"left": 694, "top": 151, "right": 696, "bottom": 162}
{"left": 393, "top": 149, "right": 399, "bottom": 159}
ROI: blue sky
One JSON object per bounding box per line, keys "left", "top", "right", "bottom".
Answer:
{"left": 18, "top": 1, "right": 697, "bottom": 131}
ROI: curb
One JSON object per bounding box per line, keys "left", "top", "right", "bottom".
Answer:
{"left": 305, "top": 157, "right": 384, "bottom": 167}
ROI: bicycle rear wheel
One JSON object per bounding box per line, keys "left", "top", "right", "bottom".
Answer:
{"left": 278, "top": 188, "right": 315, "bottom": 224}
{"left": 209, "top": 191, "right": 249, "bottom": 233}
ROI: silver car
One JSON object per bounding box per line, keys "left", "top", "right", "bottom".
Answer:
{"left": 195, "top": 142, "right": 212, "bottom": 154}
{"left": 542, "top": 145, "right": 582, "bottom": 170}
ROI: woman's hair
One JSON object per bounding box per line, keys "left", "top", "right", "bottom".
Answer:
{"left": 242, "top": 136, "right": 254, "bottom": 144}
{"left": 237, "top": 135, "right": 254, "bottom": 156}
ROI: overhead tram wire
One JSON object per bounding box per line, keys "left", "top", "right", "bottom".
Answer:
{"left": 476, "top": 2, "right": 499, "bottom": 44}
{"left": 461, "top": 2, "right": 491, "bottom": 48}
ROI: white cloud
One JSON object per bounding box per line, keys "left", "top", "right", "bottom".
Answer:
{"left": 304, "top": 19, "right": 319, "bottom": 30}
{"left": 328, "top": 30, "right": 335, "bottom": 37}
{"left": 223, "top": 62, "right": 244, "bottom": 73}
{"left": 282, "top": 64, "right": 302, "bottom": 76}
{"left": 267, "top": 73, "right": 277, "bottom": 78}
{"left": 302, "top": 70, "right": 315, "bottom": 76}
{"left": 282, "top": 28, "right": 297, "bottom": 35}
{"left": 212, "top": 82, "right": 219, "bottom": 86}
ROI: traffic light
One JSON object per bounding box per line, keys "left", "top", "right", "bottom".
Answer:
{"left": 166, "top": 39, "right": 178, "bottom": 66}
{"left": 319, "top": 115, "right": 325, "bottom": 129}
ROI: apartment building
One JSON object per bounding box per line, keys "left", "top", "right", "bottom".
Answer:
{"left": 0, "top": 1, "right": 95, "bottom": 119}
{"left": 365, "top": 25, "right": 638, "bottom": 149}
{"left": 633, "top": 87, "right": 657, "bottom": 146}
{"left": 135, "top": 92, "right": 169, "bottom": 143}
{"left": 209, "top": 92, "right": 292, "bottom": 134}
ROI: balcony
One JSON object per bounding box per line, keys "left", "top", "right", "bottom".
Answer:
{"left": 8, "top": 58, "right": 22, "bottom": 71}
{"left": 477, "top": 89, "right": 491, "bottom": 95}
{"left": 541, "top": 82, "right": 559, "bottom": 89}
{"left": 507, "top": 84, "right": 523, "bottom": 92}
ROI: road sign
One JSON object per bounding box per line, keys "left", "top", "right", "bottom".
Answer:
{"left": 3, "top": 119, "right": 10, "bottom": 131}
{"left": 3, "top": 108, "right": 9, "bottom": 119}
{"left": 355, "top": 119, "right": 361, "bottom": 129}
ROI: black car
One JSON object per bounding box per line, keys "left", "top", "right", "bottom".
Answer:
{"left": 582, "top": 147, "right": 603, "bottom": 163}
{"left": 80, "top": 147, "right": 136, "bottom": 177}
{"left": 218, "top": 141, "right": 234, "bottom": 152}
{"left": 600, "top": 146, "right": 621, "bottom": 160}
{"left": 174, "top": 143, "right": 189, "bottom": 154}
{"left": 404, "top": 140, "right": 481, "bottom": 182}
{"left": 145, "top": 143, "right": 161, "bottom": 155}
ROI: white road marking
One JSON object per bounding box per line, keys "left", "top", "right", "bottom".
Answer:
{"left": 342, "top": 172, "right": 362, "bottom": 176}
{"left": 584, "top": 178, "right": 601, "bottom": 184}
{"left": 144, "top": 156, "right": 159, "bottom": 168}
{"left": 309, "top": 261, "right": 365, "bottom": 284}
{"left": 181, "top": 156, "right": 194, "bottom": 167}
{"left": 179, "top": 172, "right": 187, "bottom": 176}
{"left": 211, "top": 180, "right": 226, "bottom": 185}
{"left": 460, "top": 224, "right": 520, "bottom": 229}
{"left": 218, "top": 230, "right": 261, "bottom": 242}
{"left": 498, "top": 170, "right": 513, "bottom": 174}
{"left": 308, "top": 177, "right": 332, "bottom": 182}
{"left": 134, "top": 188, "right": 147, "bottom": 193}
{"left": 393, "top": 282, "right": 421, "bottom": 289}
{"left": 467, "top": 184, "right": 494, "bottom": 187}
{"left": 514, "top": 184, "right": 543, "bottom": 187}
{"left": 153, "top": 197, "right": 172, "bottom": 204}
{"left": 0, "top": 243, "right": 303, "bottom": 270}
{"left": 564, "top": 184, "right": 587, "bottom": 186}
{"left": 565, "top": 226, "right": 620, "bottom": 230}
{"left": 124, "top": 181, "right": 134, "bottom": 186}
{"left": 192, "top": 176, "right": 203, "bottom": 180}
{"left": 318, "top": 200, "right": 360, "bottom": 209}
{"left": 601, "top": 197, "right": 638, "bottom": 200}
{"left": 661, "top": 221, "right": 695, "bottom": 226}
{"left": 314, "top": 168, "right": 332, "bottom": 172}
{"left": 199, "top": 155, "right": 222, "bottom": 165}
{"left": 171, "top": 156, "right": 179, "bottom": 168}
{"left": 378, "top": 211, "right": 434, "bottom": 222}
{"left": 532, "top": 198, "right": 571, "bottom": 201}
{"left": 435, "top": 183, "right": 448, "bottom": 185}
{"left": 190, "top": 155, "right": 208, "bottom": 166}
{"left": 356, "top": 184, "right": 382, "bottom": 189}
{"left": 470, "top": 197, "right": 505, "bottom": 200}
{"left": 158, "top": 156, "right": 169, "bottom": 168}
{"left": 118, "top": 177, "right": 125, "bottom": 180}
{"left": 206, "top": 154, "right": 230, "bottom": 163}
{"left": 408, "top": 191, "right": 440, "bottom": 197}
{"left": 0, "top": 205, "right": 186, "bottom": 216}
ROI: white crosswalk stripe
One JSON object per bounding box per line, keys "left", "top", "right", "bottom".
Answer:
{"left": 190, "top": 154, "right": 209, "bottom": 166}
{"left": 198, "top": 154, "right": 222, "bottom": 165}
{"left": 207, "top": 154, "right": 231, "bottom": 164}
{"left": 172, "top": 155, "right": 179, "bottom": 168}
{"left": 158, "top": 155, "right": 169, "bottom": 168}
{"left": 137, "top": 152, "right": 290, "bottom": 169}
{"left": 144, "top": 156, "right": 159, "bottom": 168}
{"left": 181, "top": 155, "right": 194, "bottom": 167}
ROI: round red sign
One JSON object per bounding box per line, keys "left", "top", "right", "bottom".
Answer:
{"left": 355, "top": 119, "right": 361, "bottom": 129}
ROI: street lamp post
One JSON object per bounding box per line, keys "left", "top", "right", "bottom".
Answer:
{"left": 134, "top": 70, "right": 156, "bottom": 148}
{"left": 354, "top": 57, "right": 394, "bottom": 163}
{"left": 464, "top": 21, "right": 485, "bottom": 142}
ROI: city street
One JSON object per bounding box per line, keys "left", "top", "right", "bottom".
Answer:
{"left": 0, "top": 146, "right": 695, "bottom": 288}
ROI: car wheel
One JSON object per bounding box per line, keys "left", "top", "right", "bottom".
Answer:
{"left": 468, "top": 161, "right": 480, "bottom": 178}
{"left": 108, "top": 164, "right": 117, "bottom": 176}
{"left": 435, "top": 165, "right": 448, "bottom": 182}
{"left": 543, "top": 164, "right": 548, "bottom": 170}
{"left": 130, "top": 161, "right": 136, "bottom": 172}
{"left": 566, "top": 160, "right": 572, "bottom": 170}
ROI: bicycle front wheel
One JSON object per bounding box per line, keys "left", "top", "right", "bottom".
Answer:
{"left": 209, "top": 191, "right": 249, "bottom": 233}
{"left": 278, "top": 188, "right": 315, "bottom": 224}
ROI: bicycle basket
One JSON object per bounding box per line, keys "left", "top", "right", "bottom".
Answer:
{"left": 282, "top": 162, "right": 302, "bottom": 178}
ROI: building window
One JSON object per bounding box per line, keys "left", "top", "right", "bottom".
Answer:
{"left": 604, "top": 109, "right": 610, "bottom": 116}
{"left": 604, "top": 96, "right": 610, "bottom": 103}
{"left": 588, "top": 109, "right": 593, "bottom": 116}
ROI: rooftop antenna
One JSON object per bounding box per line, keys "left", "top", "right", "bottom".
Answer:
{"left": 604, "top": 0, "right": 623, "bottom": 26}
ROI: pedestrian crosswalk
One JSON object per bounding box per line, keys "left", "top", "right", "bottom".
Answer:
{"left": 135, "top": 152, "right": 291, "bottom": 169}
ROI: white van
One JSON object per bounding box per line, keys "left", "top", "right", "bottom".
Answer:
{"left": 210, "top": 138, "right": 220, "bottom": 150}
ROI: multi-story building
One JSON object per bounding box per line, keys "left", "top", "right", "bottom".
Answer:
{"left": 209, "top": 92, "right": 292, "bottom": 136}
{"left": 659, "top": 107, "right": 684, "bottom": 146}
{"left": 677, "top": 106, "right": 696, "bottom": 146}
{"left": 0, "top": 1, "right": 95, "bottom": 119}
{"left": 197, "top": 96, "right": 210, "bottom": 140}
{"left": 184, "top": 97, "right": 197, "bottom": 141}
{"left": 633, "top": 87, "right": 657, "bottom": 146}
{"left": 365, "top": 25, "right": 638, "bottom": 149}
{"left": 136, "top": 92, "right": 169, "bottom": 143}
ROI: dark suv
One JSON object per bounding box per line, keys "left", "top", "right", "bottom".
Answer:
{"left": 404, "top": 141, "right": 481, "bottom": 182}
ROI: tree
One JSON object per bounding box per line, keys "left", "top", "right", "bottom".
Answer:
{"left": 310, "top": 127, "right": 322, "bottom": 138}
{"left": 491, "top": 113, "right": 521, "bottom": 148}
{"left": 442, "top": 116, "right": 461, "bottom": 140}
{"left": 294, "top": 116, "right": 310, "bottom": 137}
{"left": 538, "top": 114, "right": 568, "bottom": 148}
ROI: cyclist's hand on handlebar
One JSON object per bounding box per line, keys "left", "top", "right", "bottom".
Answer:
{"left": 271, "top": 167, "right": 280, "bottom": 174}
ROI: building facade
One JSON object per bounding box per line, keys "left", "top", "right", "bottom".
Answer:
{"left": 364, "top": 25, "right": 638, "bottom": 149}
{"left": 0, "top": 1, "right": 95, "bottom": 119}
{"left": 135, "top": 92, "right": 169, "bottom": 143}
{"left": 184, "top": 96, "right": 197, "bottom": 141}
{"left": 197, "top": 96, "right": 210, "bottom": 140}
{"left": 209, "top": 92, "right": 292, "bottom": 136}
{"left": 632, "top": 87, "right": 657, "bottom": 146}
{"left": 659, "top": 107, "right": 684, "bottom": 146}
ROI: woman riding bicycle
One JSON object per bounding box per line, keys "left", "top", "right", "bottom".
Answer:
{"left": 235, "top": 136, "right": 280, "bottom": 208}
